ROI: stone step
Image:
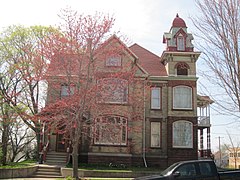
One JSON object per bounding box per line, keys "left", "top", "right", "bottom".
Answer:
{"left": 31, "top": 165, "right": 63, "bottom": 178}
{"left": 45, "top": 151, "right": 67, "bottom": 165}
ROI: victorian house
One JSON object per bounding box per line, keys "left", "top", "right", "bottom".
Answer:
{"left": 41, "top": 14, "right": 212, "bottom": 168}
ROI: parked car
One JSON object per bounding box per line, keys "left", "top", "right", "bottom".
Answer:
{"left": 135, "top": 159, "right": 240, "bottom": 180}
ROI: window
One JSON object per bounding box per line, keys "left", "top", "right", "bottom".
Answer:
{"left": 94, "top": 116, "right": 127, "bottom": 145}
{"left": 176, "top": 62, "right": 189, "bottom": 76}
{"left": 177, "top": 34, "right": 185, "bottom": 51}
{"left": 173, "top": 120, "right": 193, "bottom": 148}
{"left": 173, "top": 86, "right": 192, "bottom": 109}
{"left": 199, "top": 162, "right": 213, "bottom": 176}
{"left": 174, "top": 163, "right": 196, "bottom": 177}
{"left": 151, "top": 122, "right": 161, "bottom": 147}
{"left": 106, "top": 55, "right": 121, "bottom": 67}
{"left": 61, "top": 85, "right": 75, "bottom": 98}
{"left": 151, "top": 87, "right": 161, "bottom": 109}
{"left": 97, "top": 78, "right": 128, "bottom": 104}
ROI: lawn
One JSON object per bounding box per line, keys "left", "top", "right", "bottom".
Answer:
{"left": 0, "top": 159, "right": 36, "bottom": 169}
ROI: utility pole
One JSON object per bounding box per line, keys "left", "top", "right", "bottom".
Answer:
{"left": 217, "top": 136, "right": 224, "bottom": 167}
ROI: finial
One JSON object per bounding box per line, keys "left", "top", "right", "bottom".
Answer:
{"left": 176, "top": 13, "right": 179, "bottom": 18}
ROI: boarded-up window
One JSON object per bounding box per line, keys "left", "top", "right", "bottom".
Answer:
{"left": 173, "top": 120, "right": 193, "bottom": 148}
{"left": 173, "top": 86, "right": 192, "bottom": 109}
{"left": 151, "top": 122, "right": 161, "bottom": 147}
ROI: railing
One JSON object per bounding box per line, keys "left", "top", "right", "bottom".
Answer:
{"left": 199, "top": 149, "right": 213, "bottom": 159}
{"left": 198, "top": 116, "right": 211, "bottom": 127}
{"left": 42, "top": 141, "right": 49, "bottom": 163}
{"left": 66, "top": 142, "right": 72, "bottom": 164}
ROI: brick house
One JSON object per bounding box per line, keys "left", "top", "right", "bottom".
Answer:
{"left": 41, "top": 14, "right": 211, "bottom": 168}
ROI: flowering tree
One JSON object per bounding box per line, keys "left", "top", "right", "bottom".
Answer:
{"left": 38, "top": 8, "right": 146, "bottom": 179}
{"left": 0, "top": 25, "right": 55, "bottom": 164}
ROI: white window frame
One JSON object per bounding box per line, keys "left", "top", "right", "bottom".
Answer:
{"left": 97, "top": 78, "right": 128, "bottom": 104}
{"left": 106, "top": 55, "right": 121, "bottom": 67}
{"left": 94, "top": 116, "right": 127, "bottom": 145}
{"left": 172, "top": 120, "right": 193, "bottom": 148}
{"left": 61, "top": 85, "right": 75, "bottom": 98}
{"left": 151, "top": 87, "right": 161, "bottom": 109}
{"left": 173, "top": 86, "right": 192, "bottom": 110}
{"left": 151, "top": 122, "right": 161, "bottom": 147}
{"left": 177, "top": 34, "right": 185, "bottom": 51}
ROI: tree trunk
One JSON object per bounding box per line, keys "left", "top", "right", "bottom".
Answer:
{"left": 72, "top": 138, "right": 79, "bottom": 180}
{"left": 1, "top": 122, "right": 9, "bottom": 165}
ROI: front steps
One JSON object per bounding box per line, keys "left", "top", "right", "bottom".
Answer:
{"left": 32, "top": 165, "right": 63, "bottom": 178}
{"left": 45, "top": 151, "right": 67, "bottom": 166}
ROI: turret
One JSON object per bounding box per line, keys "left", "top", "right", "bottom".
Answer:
{"left": 163, "top": 14, "right": 194, "bottom": 52}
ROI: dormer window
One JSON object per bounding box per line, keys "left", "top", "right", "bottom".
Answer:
{"left": 177, "top": 34, "right": 185, "bottom": 51}
{"left": 106, "top": 55, "right": 121, "bottom": 67}
{"left": 175, "top": 62, "right": 189, "bottom": 76}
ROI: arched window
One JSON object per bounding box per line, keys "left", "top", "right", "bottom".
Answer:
{"left": 173, "top": 86, "right": 192, "bottom": 109}
{"left": 173, "top": 120, "right": 193, "bottom": 148}
{"left": 94, "top": 115, "right": 127, "bottom": 145}
{"left": 175, "top": 62, "right": 189, "bottom": 76}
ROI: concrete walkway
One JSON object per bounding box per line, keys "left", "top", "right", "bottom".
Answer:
{"left": 3, "top": 178, "right": 62, "bottom": 180}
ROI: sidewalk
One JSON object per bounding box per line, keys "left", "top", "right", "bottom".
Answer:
{"left": 3, "top": 178, "right": 61, "bottom": 180}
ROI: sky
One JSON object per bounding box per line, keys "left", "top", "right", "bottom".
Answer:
{"left": 1, "top": 0, "right": 239, "bottom": 152}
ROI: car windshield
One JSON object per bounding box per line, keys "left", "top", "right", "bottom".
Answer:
{"left": 161, "top": 162, "right": 180, "bottom": 176}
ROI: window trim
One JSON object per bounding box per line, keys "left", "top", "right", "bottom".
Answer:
{"left": 173, "top": 86, "right": 193, "bottom": 110}
{"left": 172, "top": 120, "right": 193, "bottom": 148}
{"left": 150, "top": 121, "right": 161, "bottom": 148}
{"left": 151, "top": 87, "right": 161, "bottom": 109}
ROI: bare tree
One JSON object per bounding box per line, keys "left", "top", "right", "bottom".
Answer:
{"left": 224, "top": 131, "right": 240, "bottom": 169}
{"left": 192, "top": 0, "right": 240, "bottom": 115}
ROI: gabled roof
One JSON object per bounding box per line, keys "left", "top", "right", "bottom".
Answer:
{"left": 129, "top": 43, "right": 167, "bottom": 76}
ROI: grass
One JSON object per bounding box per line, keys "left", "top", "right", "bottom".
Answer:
{"left": 67, "top": 163, "right": 161, "bottom": 172}
{"left": 0, "top": 159, "right": 36, "bottom": 169}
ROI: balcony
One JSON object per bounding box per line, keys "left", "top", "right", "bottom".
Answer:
{"left": 198, "top": 116, "right": 211, "bottom": 128}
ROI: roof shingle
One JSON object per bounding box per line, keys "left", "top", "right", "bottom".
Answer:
{"left": 129, "top": 43, "right": 167, "bottom": 76}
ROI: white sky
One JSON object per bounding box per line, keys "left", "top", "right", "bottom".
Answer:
{"left": 1, "top": 0, "right": 239, "bottom": 151}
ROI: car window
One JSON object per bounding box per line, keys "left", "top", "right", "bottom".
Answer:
{"left": 199, "top": 162, "right": 213, "bottom": 176}
{"left": 175, "top": 163, "right": 197, "bottom": 177}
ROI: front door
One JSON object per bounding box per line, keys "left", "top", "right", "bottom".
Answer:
{"left": 56, "top": 133, "right": 66, "bottom": 152}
